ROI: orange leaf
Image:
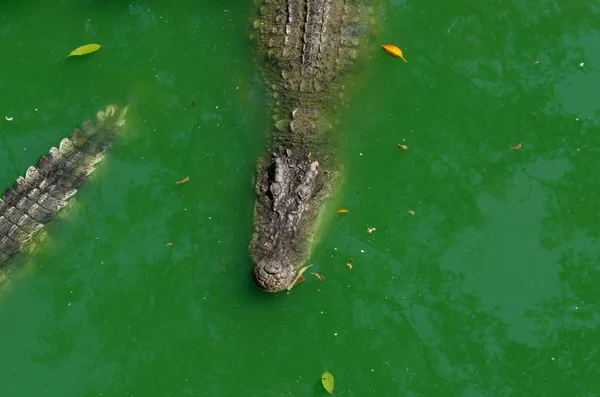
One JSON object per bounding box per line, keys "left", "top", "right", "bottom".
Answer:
{"left": 176, "top": 176, "right": 190, "bottom": 184}
{"left": 511, "top": 142, "right": 522, "bottom": 151}
{"left": 382, "top": 44, "right": 408, "bottom": 62}
{"left": 337, "top": 208, "right": 349, "bottom": 213}
{"left": 398, "top": 144, "right": 408, "bottom": 150}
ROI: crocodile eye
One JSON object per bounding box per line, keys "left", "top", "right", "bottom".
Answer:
{"left": 297, "top": 185, "right": 311, "bottom": 200}
{"left": 270, "top": 182, "right": 282, "bottom": 196}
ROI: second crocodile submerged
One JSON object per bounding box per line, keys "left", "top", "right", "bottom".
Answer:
{"left": 0, "top": 105, "right": 128, "bottom": 268}
{"left": 249, "top": 0, "right": 369, "bottom": 292}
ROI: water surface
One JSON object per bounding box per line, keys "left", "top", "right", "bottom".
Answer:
{"left": 1, "top": 0, "right": 599, "bottom": 395}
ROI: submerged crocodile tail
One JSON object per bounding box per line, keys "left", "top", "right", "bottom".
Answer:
{"left": 0, "top": 105, "right": 128, "bottom": 266}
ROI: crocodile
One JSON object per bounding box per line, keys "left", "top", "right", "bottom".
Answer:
{"left": 249, "top": 0, "right": 369, "bottom": 292}
{"left": 0, "top": 105, "right": 128, "bottom": 268}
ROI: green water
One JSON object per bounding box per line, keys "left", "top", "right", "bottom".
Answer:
{"left": 1, "top": 0, "right": 599, "bottom": 395}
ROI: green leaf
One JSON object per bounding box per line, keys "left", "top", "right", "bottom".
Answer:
{"left": 68, "top": 44, "right": 102, "bottom": 57}
{"left": 286, "top": 264, "right": 313, "bottom": 291}
{"left": 321, "top": 372, "right": 334, "bottom": 394}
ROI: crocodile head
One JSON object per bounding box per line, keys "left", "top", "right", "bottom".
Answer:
{"left": 249, "top": 148, "right": 323, "bottom": 292}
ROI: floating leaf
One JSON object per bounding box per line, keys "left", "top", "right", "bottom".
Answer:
{"left": 409, "top": 210, "right": 415, "bottom": 215}
{"left": 346, "top": 263, "right": 353, "bottom": 269}
{"left": 367, "top": 227, "right": 376, "bottom": 233}
{"left": 68, "top": 44, "right": 102, "bottom": 57}
{"left": 293, "top": 276, "right": 305, "bottom": 286}
{"left": 397, "top": 144, "right": 408, "bottom": 150}
{"left": 321, "top": 372, "right": 334, "bottom": 394}
{"left": 310, "top": 272, "right": 325, "bottom": 282}
{"left": 176, "top": 176, "right": 190, "bottom": 184}
{"left": 382, "top": 44, "right": 408, "bottom": 62}
{"left": 166, "top": 242, "right": 173, "bottom": 247}
{"left": 286, "top": 264, "right": 313, "bottom": 291}
{"left": 511, "top": 142, "right": 522, "bottom": 151}
{"left": 337, "top": 208, "right": 349, "bottom": 213}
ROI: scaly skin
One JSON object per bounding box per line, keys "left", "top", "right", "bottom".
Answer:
{"left": 0, "top": 105, "right": 128, "bottom": 267}
{"left": 249, "top": 0, "right": 368, "bottom": 292}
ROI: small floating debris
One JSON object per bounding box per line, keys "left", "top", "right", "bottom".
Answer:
{"left": 176, "top": 176, "right": 190, "bottom": 184}
{"left": 398, "top": 144, "right": 408, "bottom": 150}
{"left": 337, "top": 208, "right": 349, "bottom": 213}
{"left": 409, "top": 209, "right": 415, "bottom": 215}
{"left": 5, "top": 116, "right": 13, "bottom": 121}
{"left": 310, "top": 272, "right": 325, "bottom": 282}
{"left": 511, "top": 142, "right": 522, "bottom": 151}
{"left": 367, "top": 227, "right": 376, "bottom": 233}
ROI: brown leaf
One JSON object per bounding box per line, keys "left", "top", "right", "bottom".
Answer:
{"left": 511, "top": 142, "right": 522, "bottom": 151}
{"left": 397, "top": 144, "right": 408, "bottom": 150}
{"left": 176, "top": 176, "right": 190, "bottom": 184}
{"left": 287, "top": 264, "right": 313, "bottom": 291}
{"left": 310, "top": 272, "right": 325, "bottom": 282}
{"left": 337, "top": 208, "right": 349, "bottom": 213}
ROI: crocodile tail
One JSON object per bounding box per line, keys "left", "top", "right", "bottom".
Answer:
{"left": 0, "top": 105, "right": 128, "bottom": 266}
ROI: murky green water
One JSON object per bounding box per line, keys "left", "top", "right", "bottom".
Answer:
{"left": 1, "top": 0, "right": 599, "bottom": 395}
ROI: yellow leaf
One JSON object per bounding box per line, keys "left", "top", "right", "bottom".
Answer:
{"left": 382, "top": 44, "right": 408, "bottom": 62}
{"left": 409, "top": 210, "right": 415, "bottom": 215}
{"left": 337, "top": 208, "right": 349, "bottom": 213}
{"left": 346, "top": 263, "right": 353, "bottom": 269}
{"left": 321, "top": 372, "right": 334, "bottom": 394}
{"left": 176, "top": 176, "right": 190, "bottom": 185}
{"left": 286, "top": 264, "right": 313, "bottom": 291}
{"left": 398, "top": 144, "right": 408, "bottom": 150}
{"left": 68, "top": 44, "right": 102, "bottom": 57}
